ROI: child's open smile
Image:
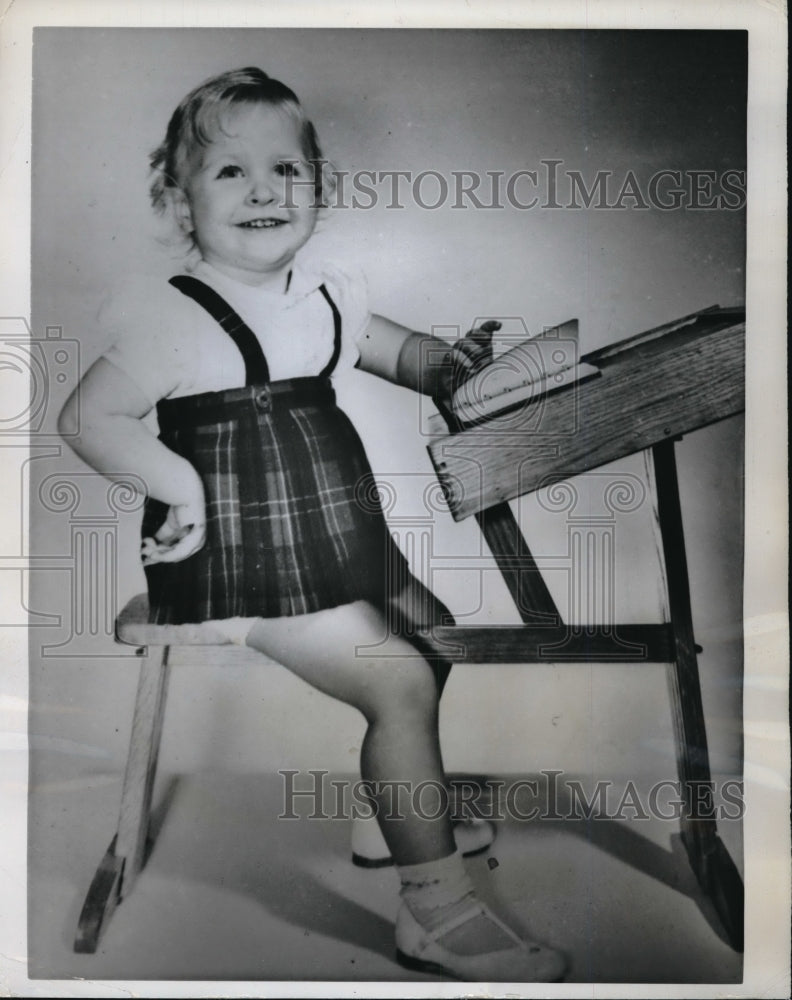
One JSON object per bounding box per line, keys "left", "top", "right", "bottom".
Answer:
{"left": 174, "top": 104, "right": 319, "bottom": 290}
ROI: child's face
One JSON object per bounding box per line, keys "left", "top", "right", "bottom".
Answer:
{"left": 175, "top": 104, "right": 319, "bottom": 288}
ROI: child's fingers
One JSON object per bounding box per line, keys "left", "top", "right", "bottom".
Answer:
{"left": 464, "top": 319, "right": 501, "bottom": 343}
{"left": 480, "top": 320, "right": 502, "bottom": 333}
{"left": 141, "top": 537, "right": 159, "bottom": 561}
{"left": 142, "top": 523, "right": 206, "bottom": 565}
{"left": 154, "top": 522, "right": 194, "bottom": 546}
{"left": 142, "top": 535, "right": 171, "bottom": 565}
{"left": 453, "top": 321, "right": 499, "bottom": 378}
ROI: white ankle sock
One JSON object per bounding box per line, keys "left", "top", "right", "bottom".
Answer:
{"left": 398, "top": 851, "right": 518, "bottom": 954}
{"left": 397, "top": 850, "right": 475, "bottom": 931}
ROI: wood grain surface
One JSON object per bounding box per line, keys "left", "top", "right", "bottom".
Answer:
{"left": 428, "top": 316, "right": 745, "bottom": 520}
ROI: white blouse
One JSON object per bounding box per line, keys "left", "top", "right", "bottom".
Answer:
{"left": 100, "top": 255, "right": 371, "bottom": 407}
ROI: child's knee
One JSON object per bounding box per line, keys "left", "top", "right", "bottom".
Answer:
{"left": 365, "top": 658, "right": 439, "bottom": 720}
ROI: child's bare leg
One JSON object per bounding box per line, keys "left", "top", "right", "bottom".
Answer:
{"left": 347, "top": 577, "right": 493, "bottom": 864}
{"left": 245, "top": 599, "right": 455, "bottom": 865}
{"left": 245, "top": 599, "right": 566, "bottom": 980}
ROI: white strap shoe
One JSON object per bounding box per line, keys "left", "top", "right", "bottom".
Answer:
{"left": 395, "top": 898, "right": 568, "bottom": 982}
{"left": 351, "top": 815, "right": 495, "bottom": 868}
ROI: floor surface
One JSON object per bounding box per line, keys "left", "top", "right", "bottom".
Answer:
{"left": 28, "top": 761, "right": 744, "bottom": 985}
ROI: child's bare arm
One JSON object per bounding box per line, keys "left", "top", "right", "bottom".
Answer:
{"left": 357, "top": 314, "right": 454, "bottom": 399}
{"left": 358, "top": 314, "right": 500, "bottom": 413}
{"left": 58, "top": 358, "right": 200, "bottom": 503}
{"left": 58, "top": 359, "right": 206, "bottom": 563}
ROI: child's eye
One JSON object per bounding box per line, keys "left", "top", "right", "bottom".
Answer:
{"left": 275, "top": 161, "right": 302, "bottom": 178}
{"left": 215, "top": 164, "right": 244, "bottom": 179}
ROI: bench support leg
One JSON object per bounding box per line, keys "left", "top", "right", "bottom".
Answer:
{"left": 652, "top": 441, "right": 744, "bottom": 951}
{"left": 74, "top": 645, "right": 171, "bottom": 953}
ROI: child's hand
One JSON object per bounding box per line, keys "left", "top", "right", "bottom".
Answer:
{"left": 433, "top": 319, "right": 502, "bottom": 425}
{"left": 450, "top": 319, "right": 501, "bottom": 377}
{"left": 141, "top": 493, "right": 206, "bottom": 565}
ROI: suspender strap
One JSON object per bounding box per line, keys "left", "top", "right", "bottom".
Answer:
{"left": 169, "top": 274, "right": 271, "bottom": 385}
{"left": 169, "top": 274, "right": 343, "bottom": 385}
{"left": 317, "top": 284, "right": 342, "bottom": 378}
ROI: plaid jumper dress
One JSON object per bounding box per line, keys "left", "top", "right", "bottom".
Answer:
{"left": 142, "top": 274, "right": 413, "bottom": 625}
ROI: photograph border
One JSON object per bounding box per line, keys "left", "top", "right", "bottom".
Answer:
{"left": 1, "top": 1, "right": 788, "bottom": 997}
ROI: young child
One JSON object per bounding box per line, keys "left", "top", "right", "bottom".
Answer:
{"left": 59, "top": 67, "right": 566, "bottom": 982}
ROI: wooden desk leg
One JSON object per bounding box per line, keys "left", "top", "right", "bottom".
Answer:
{"left": 652, "top": 441, "right": 744, "bottom": 952}
{"left": 437, "top": 405, "right": 559, "bottom": 623}
{"left": 476, "top": 503, "right": 560, "bottom": 623}
{"left": 74, "top": 645, "right": 171, "bottom": 953}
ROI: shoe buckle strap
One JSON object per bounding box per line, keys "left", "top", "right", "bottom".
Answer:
{"left": 422, "top": 899, "right": 487, "bottom": 943}
{"left": 425, "top": 900, "right": 527, "bottom": 950}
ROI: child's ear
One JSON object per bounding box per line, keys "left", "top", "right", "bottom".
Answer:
{"left": 170, "top": 188, "right": 194, "bottom": 234}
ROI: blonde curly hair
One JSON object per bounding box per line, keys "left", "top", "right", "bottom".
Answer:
{"left": 149, "top": 66, "right": 335, "bottom": 241}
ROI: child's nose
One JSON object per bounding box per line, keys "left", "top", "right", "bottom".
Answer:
{"left": 246, "top": 176, "right": 276, "bottom": 205}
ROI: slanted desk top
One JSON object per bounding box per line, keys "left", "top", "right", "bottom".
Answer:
{"left": 428, "top": 307, "right": 745, "bottom": 520}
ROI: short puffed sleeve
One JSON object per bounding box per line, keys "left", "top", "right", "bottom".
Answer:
{"left": 317, "top": 261, "right": 372, "bottom": 347}
{"left": 99, "top": 275, "right": 191, "bottom": 406}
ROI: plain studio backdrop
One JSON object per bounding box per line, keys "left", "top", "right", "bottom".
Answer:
{"left": 28, "top": 30, "right": 745, "bottom": 825}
